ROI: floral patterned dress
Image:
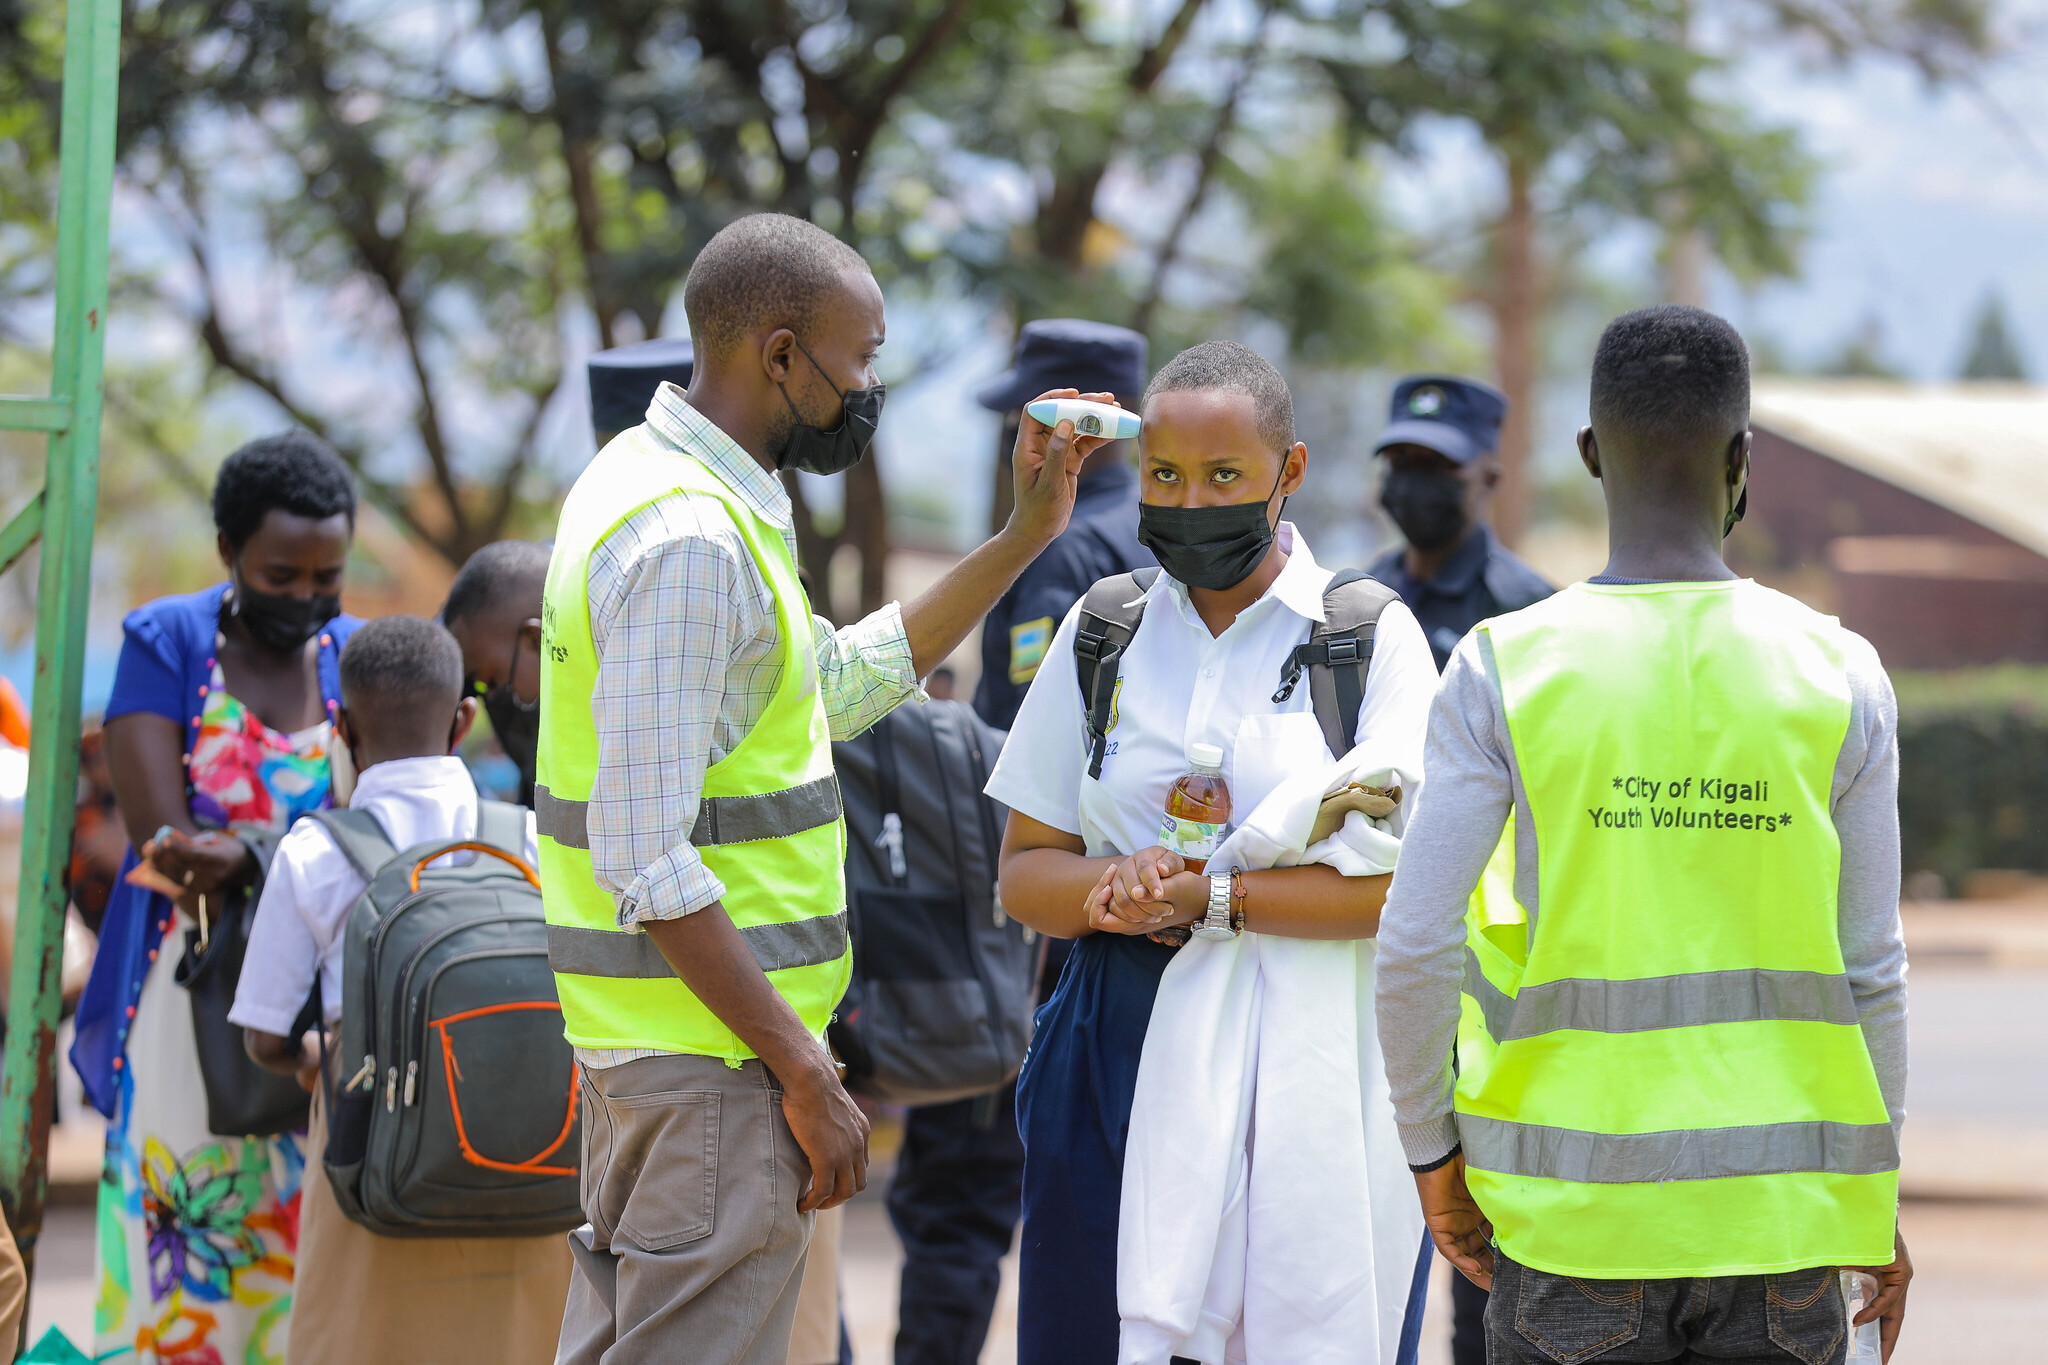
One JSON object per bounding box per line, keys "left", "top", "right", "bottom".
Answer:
{"left": 96, "top": 657, "right": 336, "bottom": 1365}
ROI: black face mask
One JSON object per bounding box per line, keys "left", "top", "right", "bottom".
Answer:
{"left": 476, "top": 630, "right": 540, "bottom": 797}
{"left": 231, "top": 574, "right": 341, "bottom": 654}
{"left": 1379, "top": 467, "right": 1469, "bottom": 552}
{"left": 1137, "top": 464, "right": 1287, "bottom": 592}
{"left": 776, "top": 339, "right": 886, "bottom": 476}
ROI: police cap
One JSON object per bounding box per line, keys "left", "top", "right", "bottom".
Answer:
{"left": 588, "top": 337, "right": 696, "bottom": 436}
{"left": 1374, "top": 374, "right": 1508, "bottom": 465}
{"left": 976, "top": 319, "right": 1149, "bottom": 413}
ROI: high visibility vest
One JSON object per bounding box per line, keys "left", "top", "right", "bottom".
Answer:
{"left": 536, "top": 435, "right": 850, "bottom": 1058}
{"left": 1461, "top": 580, "right": 1897, "bottom": 1279}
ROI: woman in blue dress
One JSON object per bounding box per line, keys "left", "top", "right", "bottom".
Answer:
{"left": 73, "top": 432, "right": 361, "bottom": 1365}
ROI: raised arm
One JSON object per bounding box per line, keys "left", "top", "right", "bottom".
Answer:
{"left": 897, "top": 392, "right": 1113, "bottom": 677}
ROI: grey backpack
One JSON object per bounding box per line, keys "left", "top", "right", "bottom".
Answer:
{"left": 311, "top": 802, "right": 583, "bottom": 1238}
{"left": 829, "top": 700, "right": 1038, "bottom": 1105}
{"left": 1074, "top": 566, "right": 1397, "bottom": 777}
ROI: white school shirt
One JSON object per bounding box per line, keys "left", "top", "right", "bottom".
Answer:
{"left": 986, "top": 522, "right": 1437, "bottom": 859}
{"left": 228, "top": 755, "right": 539, "bottom": 1034}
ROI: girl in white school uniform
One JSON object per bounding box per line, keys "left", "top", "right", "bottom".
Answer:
{"left": 986, "top": 342, "right": 1439, "bottom": 1365}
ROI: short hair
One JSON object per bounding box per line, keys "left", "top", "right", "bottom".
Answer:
{"left": 1590, "top": 306, "right": 1750, "bottom": 447}
{"left": 339, "top": 615, "right": 463, "bottom": 718}
{"left": 211, "top": 430, "right": 357, "bottom": 551}
{"left": 443, "top": 540, "right": 550, "bottom": 629}
{"left": 1141, "top": 341, "right": 1296, "bottom": 453}
{"left": 682, "top": 214, "right": 870, "bottom": 360}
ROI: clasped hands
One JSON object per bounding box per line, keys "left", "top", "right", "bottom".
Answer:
{"left": 1084, "top": 846, "right": 1206, "bottom": 936}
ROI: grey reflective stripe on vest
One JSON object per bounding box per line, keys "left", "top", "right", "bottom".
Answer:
{"left": 1460, "top": 1114, "right": 1899, "bottom": 1183}
{"left": 1462, "top": 962, "right": 1857, "bottom": 1044}
{"left": 534, "top": 785, "right": 588, "bottom": 849}
{"left": 689, "top": 773, "right": 842, "bottom": 846}
{"left": 534, "top": 775, "right": 842, "bottom": 851}
{"left": 548, "top": 911, "right": 849, "bottom": 978}
{"left": 1462, "top": 948, "right": 1517, "bottom": 1042}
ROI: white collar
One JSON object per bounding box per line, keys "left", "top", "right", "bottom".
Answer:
{"left": 1160, "top": 521, "right": 1332, "bottom": 626}
{"left": 348, "top": 754, "right": 476, "bottom": 808}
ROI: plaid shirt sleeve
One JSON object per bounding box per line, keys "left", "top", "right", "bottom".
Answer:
{"left": 585, "top": 496, "right": 762, "bottom": 926}
{"left": 814, "top": 600, "right": 923, "bottom": 741}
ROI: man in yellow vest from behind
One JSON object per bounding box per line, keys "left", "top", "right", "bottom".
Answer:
{"left": 1376, "top": 305, "right": 1913, "bottom": 1364}
{"left": 541, "top": 213, "right": 1117, "bottom": 1365}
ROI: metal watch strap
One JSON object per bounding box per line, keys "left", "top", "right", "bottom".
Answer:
{"left": 1193, "top": 870, "right": 1239, "bottom": 940}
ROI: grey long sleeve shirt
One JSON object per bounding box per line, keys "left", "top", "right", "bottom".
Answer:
{"left": 1374, "top": 610, "right": 1909, "bottom": 1169}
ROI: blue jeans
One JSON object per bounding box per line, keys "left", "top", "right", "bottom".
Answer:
{"left": 1485, "top": 1250, "right": 1849, "bottom": 1365}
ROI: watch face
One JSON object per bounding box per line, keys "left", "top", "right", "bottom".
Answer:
{"left": 1192, "top": 924, "right": 1237, "bottom": 941}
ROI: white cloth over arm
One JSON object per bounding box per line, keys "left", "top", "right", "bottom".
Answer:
{"left": 1117, "top": 603, "right": 1435, "bottom": 1365}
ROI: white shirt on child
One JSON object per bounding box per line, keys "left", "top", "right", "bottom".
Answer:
{"left": 228, "top": 754, "right": 539, "bottom": 1034}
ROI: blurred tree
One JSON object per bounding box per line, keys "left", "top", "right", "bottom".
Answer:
{"left": 1957, "top": 289, "right": 2029, "bottom": 380}
{"left": 1819, "top": 314, "right": 1908, "bottom": 378}
{"left": 1325, "top": 0, "right": 1815, "bottom": 543}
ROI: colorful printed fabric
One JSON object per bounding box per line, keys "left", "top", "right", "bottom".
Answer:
{"left": 185, "top": 661, "right": 334, "bottom": 837}
{"left": 94, "top": 673, "right": 330, "bottom": 1364}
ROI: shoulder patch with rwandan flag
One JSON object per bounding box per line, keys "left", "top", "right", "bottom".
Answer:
{"left": 1009, "top": 616, "right": 1054, "bottom": 685}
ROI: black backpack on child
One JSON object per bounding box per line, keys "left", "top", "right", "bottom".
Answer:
{"left": 310, "top": 802, "right": 583, "bottom": 1238}
{"left": 1073, "top": 566, "right": 1398, "bottom": 776}
{"left": 828, "top": 700, "right": 1038, "bottom": 1106}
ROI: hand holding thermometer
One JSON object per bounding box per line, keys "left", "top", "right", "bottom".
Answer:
{"left": 1026, "top": 397, "right": 1140, "bottom": 441}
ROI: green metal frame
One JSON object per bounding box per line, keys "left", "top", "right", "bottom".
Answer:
{"left": 0, "top": 0, "right": 120, "bottom": 1337}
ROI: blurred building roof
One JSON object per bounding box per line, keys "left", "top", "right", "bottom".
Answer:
{"left": 1752, "top": 379, "right": 2048, "bottom": 560}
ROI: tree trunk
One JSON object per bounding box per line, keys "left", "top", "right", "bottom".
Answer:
{"left": 845, "top": 452, "right": 890, "bottom": 617}
{"left": 1492, "top": 154, "right": 1539, "bottom": 547}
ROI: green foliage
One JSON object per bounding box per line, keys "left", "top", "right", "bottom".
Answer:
{"left": 1224, "top": 138, "right": 1460, "bottom": 370}
{"left": 1957, "top": 289, "right": 2029, "bottom": 381}
{"left": 1892, "top": 667, "right": 2048, "bottom": 885}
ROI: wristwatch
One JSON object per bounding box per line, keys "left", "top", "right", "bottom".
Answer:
{"left": 1192, "top": 870, "right": 1241, "bottom": 941}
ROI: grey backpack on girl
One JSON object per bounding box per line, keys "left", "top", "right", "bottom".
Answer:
{"left": 310, "top": 802, "right": 583, "bottom": 1238}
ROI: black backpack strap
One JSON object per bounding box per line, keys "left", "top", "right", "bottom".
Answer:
{"left": 1272, "top": 569, "right": 1399, "bottom": 761}
{"left": 309, "top": 808, "right": 400, "bottom": 881}
{"left": 475, "top": 800, "right": 528, "bottom": 859}
{"left": 1073, "top": 568, "right": 1160, "bottom": 780}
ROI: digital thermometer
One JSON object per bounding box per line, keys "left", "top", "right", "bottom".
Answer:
{"left": 1025, "top": 398, "right": 1141, "bottom": 441}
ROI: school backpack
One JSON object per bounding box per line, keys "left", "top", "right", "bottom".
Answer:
{"left": 310, "top": 802, "right": 584, "bottom": 1238}
{"left": 828, "top": 699, "right": 1039, "bottom": 1106}
{"left": 1074, "top": 566, "right": 1398, "bottom": 777}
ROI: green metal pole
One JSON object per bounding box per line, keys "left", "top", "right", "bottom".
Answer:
{"left": 0, "top": 0, "right": 119, "bottom": 1334}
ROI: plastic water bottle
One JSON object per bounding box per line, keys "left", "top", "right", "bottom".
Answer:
{"left": 1840, "top": 1270, "right": 1882, "bottom": 1364}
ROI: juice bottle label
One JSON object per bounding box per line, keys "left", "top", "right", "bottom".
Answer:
{"left": 1161, "top": 811, "right": 1223, "bottom": 863}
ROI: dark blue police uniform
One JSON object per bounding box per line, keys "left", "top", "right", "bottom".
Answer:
{"left": 890, "top": 319, "right": 1153, "bottom": 1365}
{"left": 974, "top": 459, "right": 1154, "bottom": 729}
{"left": 1368, "top": 523, "right": 1553, "bottom": 669}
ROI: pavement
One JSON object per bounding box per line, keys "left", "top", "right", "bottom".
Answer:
{"left": 22, "top": 907, "right": 2048, "bottom": 1364}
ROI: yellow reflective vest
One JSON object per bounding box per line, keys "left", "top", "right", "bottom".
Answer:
{"left": 536, "top": 436, "right": 850, "bottom": 1059}
{"left": 1458, "top": 580, "right": 1897, "bottom": 1278}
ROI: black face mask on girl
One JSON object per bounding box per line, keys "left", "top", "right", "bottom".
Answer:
{"left": 1136, "top": 462, "right": 1288, "bottom": 592}
{"left": 230, "top": 573, "right": 341, "bottom": 654}
{"left": 1379, "top": 466, "right": 1470, "bottom": 553}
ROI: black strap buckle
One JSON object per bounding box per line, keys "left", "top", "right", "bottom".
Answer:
{"left": 1321, "top": 635, "right": 1364, "bottom": 666}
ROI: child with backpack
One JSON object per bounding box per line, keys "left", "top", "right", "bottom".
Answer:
{"left": 987, "top": 342, "right": 1441, "bottom": 1365}
{"left": 230, "top": 615, "right": 569, "bottom": 1365}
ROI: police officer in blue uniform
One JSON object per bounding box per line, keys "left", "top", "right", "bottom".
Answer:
{"left": 887, "top": 319, "right": 1153, "bottom": 1365}
{"left": 970, "top": 320, "right": 1156, "bottom": 729}
{"left": 1368, "top": 374, "right": 1551, "bottom": 1365}
{"left": 1369, "top": 375, "right": 1554, "bottom": 671}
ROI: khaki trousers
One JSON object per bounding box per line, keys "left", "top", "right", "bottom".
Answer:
{"left": 785, "top": 1203, "right": 843, "bottom": 1365}
{"left": 290, "top": 1094, "right": 572, "bottom": 1365}
{"left": 555, "top": 1055, "right": 814, "bottom": 1365}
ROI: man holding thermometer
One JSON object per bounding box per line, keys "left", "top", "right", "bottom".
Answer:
{"left": 541, "top": 214, "right": 1125, "bottom": 1365}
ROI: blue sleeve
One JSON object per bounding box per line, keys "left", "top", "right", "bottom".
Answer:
{"left": 104, "top": 600, "right": 193, "bottom": 725}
